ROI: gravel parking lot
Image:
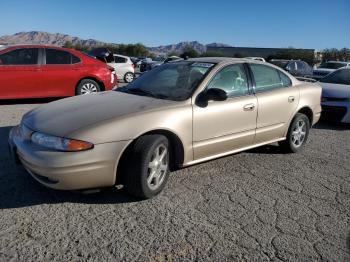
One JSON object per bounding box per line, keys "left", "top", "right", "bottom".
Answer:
{"left": 0, "top": 99, "right": 349, "bottom": 262}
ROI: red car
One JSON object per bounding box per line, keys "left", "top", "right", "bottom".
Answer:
{"left": 0, "top": 45, "right": 117, "bottom": 99}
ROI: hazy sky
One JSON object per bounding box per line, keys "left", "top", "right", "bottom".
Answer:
{"left": 0, "top": 0, "right": 349, "bottom": 49}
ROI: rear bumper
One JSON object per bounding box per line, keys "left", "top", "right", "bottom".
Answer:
{"left": 321, "top": 102, "right": 350, "bottom": 123}
{"left": 8, "top": 126, "right": 130, "bottom": 190}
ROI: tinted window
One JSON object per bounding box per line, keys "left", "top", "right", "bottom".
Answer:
{"left": 207, "top": 64, "right": 249, "bottom": 97}
{"left": 286, "top": 62, "right": 297, "bottom": 71}
{"left": 251, "top": 64, "right": 287, "bottom": 92}
{"left": 320, "top": 69, "right": 350, "bottom": 85}
{"left": 72, "top": 54, "right": 81, "bottom": 64}
{"left": 297, "top": 61, "right": 305, "bottom": 70}
{"left": 46, "top": 49, "right": 71, "bottom": 64}
{"left": 319, "top": 62, "right": 347, "bottom": 69}
{"left": 115, "top": 56, "right": 127, "bottom": 63}
{"left": 117, "top": 61, "right": 214, "bottom": 101}
{"left": 0, "top": 48, "right": 38, "bottom": 65}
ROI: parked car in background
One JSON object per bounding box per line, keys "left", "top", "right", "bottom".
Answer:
{"left": 9, "top": 58, "right": 321, "bottom": 199}
{"left": 313, "top": 61, "right": 350, "bottom": 80}
{"left": 269, "top": 59, "right": 313, "bottom": 78}
{"left": 0, "top": 45, "right": 117, "bottom": 99}
{"left": 245, "top": 57, "right": 266, "bottom": 62}
{"left": 319, "top": 68, "right": 350, "bottom": 123}
{"left": 110, "top": 54, "right": 135, "bottom": 83}
{"left": 140, "top": 56, "right": 182, "bottom": 72}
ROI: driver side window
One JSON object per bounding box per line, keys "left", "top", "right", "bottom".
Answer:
{"left": 207, "top": 64, "right": 249, "bottom": 97}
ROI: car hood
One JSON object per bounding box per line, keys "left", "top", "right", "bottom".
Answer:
{"left": 319, "top": 82, "right": 350, "bottom": 98}
{"left": 22, "top": 91, "right": 178, "bottom": 137}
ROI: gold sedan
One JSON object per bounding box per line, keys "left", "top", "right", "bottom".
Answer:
{"left": 9, "top": 58, "right": 322, "bottom": 199}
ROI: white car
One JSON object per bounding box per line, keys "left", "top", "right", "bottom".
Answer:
{"left": 319, "top": 68, "right": 350, "bottom": 123}
{"left": 313, "top": 61, "right": 350, "bottom": 80}
{"left": 245, "top": 57, "right": 266, "bottom": 62}
{"left": 108, "top": 54, "right": 135, "bottom": 83}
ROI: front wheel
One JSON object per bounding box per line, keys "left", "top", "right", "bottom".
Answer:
{"left": 76, "top": 79, "right": 101, "bottom": 95}
{"left": 123, "top": 135, "right": 170, "bottom": 199}
{"left": 124, "top": 72, "right": 134, "bottom": 83}
{"left": 279, "top": 113, "right": 310, "bottom": 153}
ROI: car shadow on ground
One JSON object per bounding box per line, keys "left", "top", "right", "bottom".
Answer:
{"left": 0, "top": 97, "right": 63, "bottom": 105}
{"left": 314, "top": 120, "right": 350, "bottom": 130}
{"left": 0, "top": 126, "right": 139, "bottom": 209}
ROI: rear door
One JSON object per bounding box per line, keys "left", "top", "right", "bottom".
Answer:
{"left": 0, "top": 48, "right": 41, "bottom": 99}
{"left": 249, "top": 63, "right": 299, "bottom": 144}
{"left": 40, "top": 48, "right": 82, "bottom": 97}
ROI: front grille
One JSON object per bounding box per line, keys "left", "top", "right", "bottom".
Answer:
{"left": 321, "top": 105, "right": 347, "bottom": 122}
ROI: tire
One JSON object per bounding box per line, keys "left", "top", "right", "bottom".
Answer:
{"left": 123, "top": 135, "right": 170, "bottom": 199}
{"left": 124, "top": 72, "right": 134, "bottom": 83}
{"left": 279, "top": 113, "right": 310, "bottom": 153}
{"left": 76, "top": 79, "right": 101, "bottom": 95}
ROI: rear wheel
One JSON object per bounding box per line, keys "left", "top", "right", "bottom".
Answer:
{"left": 76, "top": 79, "right": 100, "bottom": 95}
{"left": 123, "top": 135, "right": 170, "bottom": 199}
{"left": 279, "top": 113, "right": 310, "bottom": 153}
{"left": 124, "top": 72, "right": 134, "bottom": 83}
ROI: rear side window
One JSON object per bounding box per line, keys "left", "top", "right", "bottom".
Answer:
{"left": 115, "top": 56, "right": 127, "bottom": 63}
{"left": 0, "top": 48, "right": 38, "bottom": 65}
{"left": 72, "top": 54, "right": 81, "bottom": 64}
{"left": 250, "top": 64, "right": 291, "bottom": 92}
{"left": 46, "top": 49, "right": 72, "bottom": 64}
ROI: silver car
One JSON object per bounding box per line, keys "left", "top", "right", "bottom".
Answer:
{"left": 320, "top": 68, "right": 350, "bottom": 123}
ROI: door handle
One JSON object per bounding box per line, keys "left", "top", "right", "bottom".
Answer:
{"left": 288, "top": 96, "right": 295, "bottom": 103}
{"left": 243, "top": 104, "right": 255, "bottom": 111}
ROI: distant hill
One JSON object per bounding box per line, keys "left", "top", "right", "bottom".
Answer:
{"left": 148, "top": 41, "right": 232, "bottom": 55}
{"left": 0, "top": 31, "right": 232, "bottom": 55}
{"left": 0, "top": 31, "right": 109, "bottom": 48}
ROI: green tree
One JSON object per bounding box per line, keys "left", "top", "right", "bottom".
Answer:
{"left": 180, "top": 45, "right": 199, "bottom": 58}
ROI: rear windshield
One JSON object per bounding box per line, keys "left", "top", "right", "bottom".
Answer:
{"left": 319, "top": 69, "right": 350, "bottom": 85}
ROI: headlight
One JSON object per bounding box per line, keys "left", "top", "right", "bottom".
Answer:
{"left": 31, "top": 132, "right": 94, "bottom": 152}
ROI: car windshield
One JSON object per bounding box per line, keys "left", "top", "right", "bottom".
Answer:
{"left": 319, "top": 62, "right": 347, "bottom": 69}
{"left": 270, "top": 60, "right": 288, "bottom": 68}
{"left": 116, "top": 61, "right": 215, "bottom": 101}
{"left": 319, "top": 69, "right": 350, "bottom": 85}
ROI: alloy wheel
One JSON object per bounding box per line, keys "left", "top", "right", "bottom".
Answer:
{"left": 147, "top": 144, "right": 168, "bottom": 190}
{"left": 81, "top": 83, "right": 98, "bottom": 94}
{"left": 292, "top": 119, "right": 306, "bottom": 147}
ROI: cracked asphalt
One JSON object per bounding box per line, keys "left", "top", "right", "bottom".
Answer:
{"left": 0, "top": 100, "right": 349, "bottom": 261}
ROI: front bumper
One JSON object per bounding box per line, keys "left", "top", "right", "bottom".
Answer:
{"left": 8, "top": 126, "right": 130, "bottom": 190}
{"left": 321, "top": 101, "right": 350, "bottom": 123}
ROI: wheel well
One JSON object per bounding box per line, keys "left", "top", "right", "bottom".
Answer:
{"left": 115, "top": 130, "right": 185, "bottom": 184}
{"left": 297, "top": 107, "right": 313, "bottom": 124}
{"left": 76, "top": 77, "right": 105, "bottom": 93}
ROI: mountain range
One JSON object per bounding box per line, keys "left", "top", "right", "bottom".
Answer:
{"left": 0, "top": 31, "right": 232, "bottom": 54}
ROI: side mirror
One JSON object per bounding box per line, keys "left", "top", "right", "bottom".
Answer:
{"left": 196, "top": 88, "right": 227, "bottom": 107}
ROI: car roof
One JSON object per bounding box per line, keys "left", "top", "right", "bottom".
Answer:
{"left": 188, "top": 57, "right": 250, "bottom": 64}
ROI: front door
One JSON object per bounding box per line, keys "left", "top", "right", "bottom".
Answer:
{"left": 192, "top": 63, "right": 257, "bottom": 160}
{"left": 0, "top": 48, "right": 41, "bottom": 99}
